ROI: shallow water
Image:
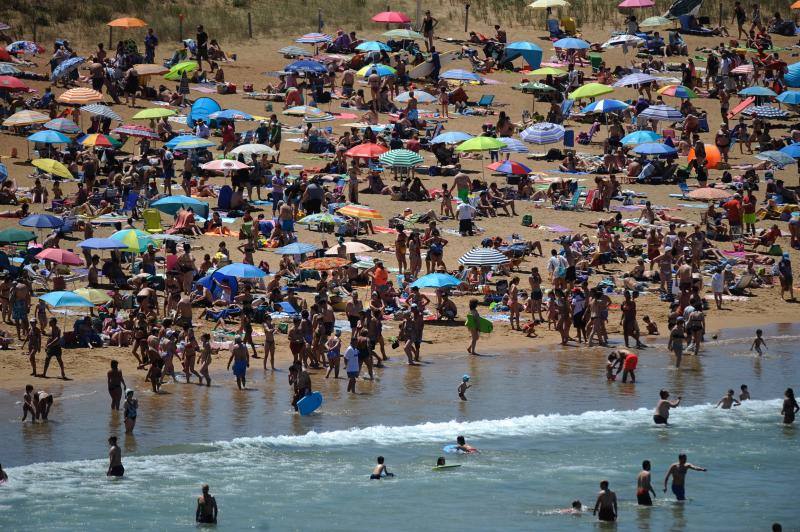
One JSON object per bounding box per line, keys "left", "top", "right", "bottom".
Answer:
{"left": 1, "top": 324, "right": 799, "bottom": 530}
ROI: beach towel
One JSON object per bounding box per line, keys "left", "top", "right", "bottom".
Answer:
{"left": 204, "top": 227, "right": 233, "bottom": 236}
{"left": 165, "top": 210, "right": 194, "bottom": 234}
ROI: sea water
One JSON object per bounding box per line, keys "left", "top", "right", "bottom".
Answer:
{"left": 1, "top": 324, "right": 799, "bottom": 530}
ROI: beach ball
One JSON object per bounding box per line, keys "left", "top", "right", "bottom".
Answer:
{"left": 687, "top": 144, "right": 721, "bottom": 169}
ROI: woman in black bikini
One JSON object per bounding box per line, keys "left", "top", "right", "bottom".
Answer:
{"left": 107, "top": 360, "right": 126, "bottom": 411}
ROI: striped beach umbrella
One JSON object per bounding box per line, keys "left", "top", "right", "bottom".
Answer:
{"left": 278, "top": 45, "right": 311, "bottom": 57}
{"left": 81, "top": 104, "right": 122, "bottom": 121}
{"left": 298, "top": 213, "right": 346, "bottom": 226}
{"left": 57, "top": 87, "right": 103, "bottom": 105}
{"left": 2, "top": 109, "right": 49, "bottom": 127}
{"left": 112, "top": 124, "right": 159, "bottom": 139}
{"left": 742, "top": 105, "right": 788, "bottom": 119}
{"left": 379, "top": 149, "right": 424, "bottom": 167}
{"left": 44, "top": 118, "right": 81, "bottom": 134}
{"left": 638, "top": 104, "right": 683, "bottom": 121}
{"left": 657, "top": 85, "right": 698, "bottom": 99}
{"left": 337, "top": 204, "right": 383, "bottom": 220}
{"left": 498, "top": 137, "right": 529, "bottom": 153}
{"left": 487, "top": 160, "right": 531, "bottom": 175}
{"left": 613, "top": 73, "right": 657, "bottom": 87}
{"left": 171, "top": 138, "right": 215, "bottom": 150}
{"left": 458, "top": 248, "right": 510, "bottom": 267}
{"left": 50, "top": 56, "right": 85, "bottom": 81}
{"left": 731, "top": 64, "right": 754, "bottom": 75}
{"left": 582, "top": 99, "right": 629, "bottom": 113}
{"left": 296, "top": 33, "right": 332, "bottom": 44}
{"left": 520, "top": 122, "right": 565, "bottom": 144}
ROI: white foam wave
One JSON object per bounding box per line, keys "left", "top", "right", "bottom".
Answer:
{"left": 216, "top": 399, "right": 782, "bottom": 450}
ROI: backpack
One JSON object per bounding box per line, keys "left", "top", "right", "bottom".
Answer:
{"left": 521, "top": 214, "right": 533, "bottom": 227}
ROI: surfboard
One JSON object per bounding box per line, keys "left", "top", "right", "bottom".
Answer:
{"left": 432, "top": 464, "right": 462, "bottom": 471}
{"left": 465, "top": 314, "right": 493, "bottom": 334}
{"left": 442, "top": 444, "right": 463, "bottom": 454}
{"left": 409, "top": 51, "right": 457, "bottom": 79}
{"left": 297, "top": 391, "right": 323, "bottom": 416}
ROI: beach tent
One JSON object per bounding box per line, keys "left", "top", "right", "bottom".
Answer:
{"left": 187, "top": 97, "right": 221, "bottom": 126}
{"left": 502, "top": 42, "right": 543, "bottom": 70}
{"left": 666, "top": 0, "right": 702, "bottom": 19}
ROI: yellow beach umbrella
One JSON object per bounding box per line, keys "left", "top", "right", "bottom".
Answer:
{"left": 529, "top": 67, "right": 567, "bottom": 76}
{"left": 32, "top": 158, "right": 73, "bottom": 179}
{"left": 2, "top": 110, "right": 49, "bottom": 127}
{"left": 569, "top": 82, "right": 614, "bottom": 99}
{"left": 74, "top": 288, "right": 113, "bottom": 305}
{"left": 132, "top": 108, "right": 176, "bottom": 120}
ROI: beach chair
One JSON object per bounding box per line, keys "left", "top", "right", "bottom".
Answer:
{"left": 727, "top": 97, "right": 755, "bottom": 120}
{"left": 583, "top": 188, "right": 597, "bottom": 210}
{"left": 122, "top": 191, "right": 139, "bottom": 216}
{"left": 561, "top": 18, "right": 578, "bottom": 36}
{"left": 728, "top": 273, "right": 754, "bottom": 296}
{"left": 662, "top": 128, "right": 676, "bottom": 140}
{"left": 142, "top": 208, "right": 163, "bottom": 233}
{"left": 217, "top": 185, "right": 232, "bottom": 211}
{"left": 563, "top": 129, "right": 575, "bottom": 148}
{"left": 698, "top": 115, "right": 709, "bottom": 132}
{"left": 556, "top": 186, "right": 585, "bottom": 210}
{"left": 547, "top": 19, "right": 565, "bottom": 39}
{"left": 476, "top": 94, "right": 495, "bottom": 109}
{"left": 560, "top": 99, "right": 574, "bottom": 122}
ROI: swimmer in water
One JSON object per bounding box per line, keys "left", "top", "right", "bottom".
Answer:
{"left": 716, "top": 389, "right": 742, "bottom": 409}
{"left": 196, "top": 484, "right": 218, "bottom": 524}
{"left": 106, "top": 436, "right": 124, "bottom": 478}
{"left": 653, "top": 389, "right": 681, "bottom": 425}
{"left": 370, "top": 456, "right": 394, "bottom": 480}
{"left": 0, "top": 463, "right": 7, "bottom": 483}
{"left": 751, "top": 329, "right": 766, "bottom": 355}
{"left": 455, "top": 435, "right": 477, "bottom": 453}
{"left": 592, "top": 480, "right": 617, "bottom": 522}
{"left": 559, "top": 500, "right": 583, "bottom": 514}
{"left": 740, "top": 384, "right": 751, "bottom": 401}
{"left": 436, "top": 457, "right": 447, "bottom": 466}
{"left": 458, "top": 375, "right": 471, "bottom": 401}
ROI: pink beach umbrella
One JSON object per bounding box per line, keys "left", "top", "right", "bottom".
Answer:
{"left": 618, "top": 0, "right": 655, "bottom": 7}
{"left": 201, "top": 159, "right": 251, "bottom": 172}
{"left": 371, "top": 11, "right": 411, "bottom": 23}
{"left": 36, "top": 248, "right": 84, "bottom": 266}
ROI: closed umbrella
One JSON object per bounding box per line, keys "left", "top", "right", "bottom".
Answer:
{"left": 379, "top": 149, "right": 424, "bottom": 167}
{"left": 20, "top": 214, "right": 64, "bottom": 229}
{"left": 458, "top": 248, "right": 510, "bottom": 266}
{"left": 325, "top": 241, "right": 374, "bottom": 255}
{"left": 410, "top": 273, "right": 463, "bottom": 289}
{"left": 274, "top": 243, "right": 319, "bottom": 255}
{"left": 217, "top": 263, "right": 267, "bottom": 278}
{"left": 57, "top": 87, "right": 103, "bottom": 105}
{"left": 35, "top": 248, "right": 83, "bottom": 266}
{"left": 520, "top": 122, "right": 565, "bottom": 144}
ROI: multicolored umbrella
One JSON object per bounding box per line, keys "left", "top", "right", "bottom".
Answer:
{"left": 44, "top": 118, "right": 81, "bottom": 134}
{"left": 39, "top": 291, "right": 94, "bottom": 308}
{"left": 80, "top": 133, "right": 122, "bottom": 148}
{"left": 357, "top": 63, "right": 397, "bottom": 77}
{"left": 6, "top": 40, "right": 41, "bottom": 55}
{"left": 57, "top": 87, "right": 103, "bottom": 105}
{"left": 582, "top": 99, "right": 629, "bottom": 113}
{"left": 345, "top": 143, "right": 389, "bottom": 159}
{"left": 298, "top": 257, "right": 349, "bottom": 270}
{"left": 378, "top": 149, "right": 424, "bottom": 167}
{"left": 81, "top": 104, "right": 122, "bottom": 121}
{"left": 31, "top": 158, "right": 72, "bottom": 179}
{"left": 657, "top": 85, "right": 698, "bottom": 99}
{"left": 35, "top": 248, "right": 83, "bottom": 265}
{"left": 520, "top": 122, "right": 565, "bottom": 144}
{"left": 337, "top": 204, "right": 383, "bottom": 220}
{"left": 487, "top": 160, "right": 532, "bottom": 175}
{"left": 110, "top": 229, "right": 155, "bottom": 252}
{"left": 2, "top": 110, "right": 49, "bottom": 127}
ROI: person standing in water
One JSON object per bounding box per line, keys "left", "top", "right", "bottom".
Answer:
{"left": 654, "top": 389, "right": 681, "bottom": 425}
{"left": 123, "top": 390, "right": 138, "bottom": 434}
{"left": 107, "top": 360, "right": 126, "bottom": 411}
{"left": 664, "top": 454, "right": 706, "bottom": 501}
{"left": 106, "top": 436, "right": 124, "bottom": 477}
{"left": 668, "top": 317, "right": 686, "bottom": 368}
{"left": 751, "top": 329, "right": 767, "bottom": 355}
{"left": 196, "top": 484, "right": 218, "bottom": 524}
{"left": 592, "top": 480, "right": 617, "bottom": 522}
{"left": 782, "top": 388, "right": 799, "bottom": 424}
{"left": 458, "top": 375, "right": 471, "bottom": 401}
{"left": 466, "top": 299, "right": 482, "bottom": 355}
{"left": 226, "top": 336, "right": 249, "bottom": 390}
{"left": 739, "top": 384, "right": 751, "bottom": 401}
{"left": 636, "top": 460, "right": 657, "bottom": 506}
{"left": 716, "top": 389, "right": 741, "bottom": 409}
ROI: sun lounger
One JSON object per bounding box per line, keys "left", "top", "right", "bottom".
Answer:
{"left": 727, "top": 97, "right": 755, "bottom": 120}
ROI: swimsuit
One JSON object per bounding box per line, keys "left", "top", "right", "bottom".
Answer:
{"left": 653, "top": 414, "right": 668, "bottom": 424}
{"left": 637, "top": 489, "right": 652, "bottom": 506}
{"left": 671, "top": 484, "right": 686, "bottom": 501}
{"left": 108, "top": 465, "right": 125, "bottom": 477}
{"left": 232, "top": 358, "right": 247, "bottom": 377}
{"left": 12, "top": 300, "right": 27, "bottom": 321}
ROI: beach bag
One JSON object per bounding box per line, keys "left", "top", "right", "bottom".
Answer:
{"left": 521, "top": 214, "right": 533, "bottom": 227}
{"left": 767, "top": 244, "right": 783, "bottom": 256}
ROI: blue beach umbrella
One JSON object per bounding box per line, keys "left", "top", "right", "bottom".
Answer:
{"left": 779, "top": 143, "right": 800, "bottom": 158}
{"left": 777, "top": 91, "right": 800, "bottom": 105}
{"left": 187, "top": 97, "right": 221, "bottom": 125}
{"left": 638, "top": 104, "right": 683, "bottom": 121}
{"left": 498, "top": 137, "right": 529, "bottom": 154}
{"left": 359, "top": 63, "right": 396, "bottom": 77}
{"left": 165, "top": 134, "right": 203, "bottom": 149}
{"left": 633, "top": 142, "right": 677, "bottom": 155}
{"left": 295, "top": 33, "right": 332, "bottom": 44}
{"left": 209, "top": 109, "right": 253, "bottom": 121}
{"left": 150, "top": 195, "right": 210, "bottom": 218}
{"left": 431, "top": 131, "right": 474, "bottom": 144}
{"left": 621, "top": 130, "right": 662, "bottom": 145}
{"left": 440, "top": 69, "right": 482, "bottom": 82}
{"left": 503, "top": 41, "right": 543, "bottom": 69}
{"left": 410, "top": 273, "right": 463, "bottom": 289}
{"left": 171, "top": 138, "right": 216, "bottom": 150}
{"left": 40, "top": 290, "right": 94, "bottom": 308}
{"left": 520, "top": 122, "right": 565, "bottom": 144}
{"left": 285, "top": 60, "right": 327, "bottom": 74}
{"left": 217, "top": 262, "right": 267, "bottom": 278}
{"left": 78, "top": 237, "right": 128, "bottom": 250}
{"left": 0, "top": 162, "right": 7, "bottom": 182}
{"left": 553, "top": 38, "right": 590, "bottom": 50}
{"left": 50, "top": 56, "right": 85, "bottom": 81}
{"left": 20, "top": 214, "right": 64, "bottom": 229}
{"left": 755, "top": 150, "right": 795, "bottom": 167}
{"left": 582, "top": 99, "right": 629, "bottom": 114}
{"left": 356, "top": 41, "right": 392, "bottom": 52}
{"left": 273, "top": 242, "right": 319, "bottom": 255}
{"left": 738, "top": 86, "right": 777, "bottom": 97}
{"left": 26, "top": 130, "right": 71, "bottom": 144}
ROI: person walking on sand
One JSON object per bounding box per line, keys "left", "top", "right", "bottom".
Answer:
{"left": 196, "top": 484, "right": 218, "bottom": 524}
{"left": 654, "top": 389, "right": 681, "bottom": 425}
{"left": 592, "top": 480, "right": 617, "bottom": 522}
{"left": 664, "top": 454, "right": 706, "bottom": 501}
{"left": 107, "top": 360, "right": 126, "bottom": 411}
{"left": 124, "top": 389, "right": 138, "bottom": 434}
{"left": 41, "top": 317, "right": 67, "bottom": 380}
{"left": 106, "top": 436, "right": 124, "bottom": 478}
{"left": 782, "top": 388, "right": 799, "bottom": 424}
{"left": 716, "top": 389, "right": 741, "bottom": 409}
{"left": 466, "top": 299, "right": 482, "bottom": 355}
{"left": 227, "top": 336, "right": 249, "bottom": 390}
{"left": 637, "top": 460, "right": 657, "bottom": 506}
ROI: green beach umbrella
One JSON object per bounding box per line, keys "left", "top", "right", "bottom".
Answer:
{"left": 529, "top": 67, "right": 567, "bottom": 76}
{"left": 164, "top": 61, "right": 199, "bottom": 81}
{"left": 378, "top": 149, "right": 424, "bottom": 167}
{"left": 132, "top": 107, "right": 176, "bottom": 120}
{"left": 383, "top": 29, "right": 424, "bottom": 40}
{"left": 569, "top": 82, "right": 614, "bottom": 100}
{"left": 0, "top": 227, "right": 36, "bottom": 243}
{"left": 640, "top": 16, "right": 671, "bottom": 27}
{"left": 517, "top": 82, "right": 556, "bottom": 111}
{"left": 110, "top": 229, "right": 155, "bottom": 252}
{"left": 455, "top": 136, "right": 507, "bottom": 178}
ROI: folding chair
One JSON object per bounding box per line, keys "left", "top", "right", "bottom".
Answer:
{"left": 476, "top": 94, "right": 495, "bottom": 108}
{"left": 142, "top": 208, "right": 163, "bottom": 233}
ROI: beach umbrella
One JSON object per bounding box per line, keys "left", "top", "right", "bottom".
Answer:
{"left": 657, "top": 85, "right": 698, "bottom": 99}
{"left": 0, "top": 63, "right": 22, "bottom": 76}
{"left": 431, "top": 131, "right": 474, "bottom": 144}
{"left": 529, "top": 0, "right": 570, "bottom": 7}
{"left": 325, "top": 241, "right": 374, "bottom": 255}
{"left": 455, "top": 136, "right": 507, "bottom": 152}
{"left": 278, "top": 45, "right": 311, "bottom": 57}
{"left": 132, "top": 107, "right": 176, "bottom": 120}
{"left": 613, "top": 72, "right": 657, "bottom": 87}
{"left": 164, "top": 61, "right": 198, "bottom": 81}
{"left": 602, "top": 35, "right": 644, "bottom": 48}
{"left": 81, "top": 104, "right": 122, "bottom": 121}
{"left": 285, "top": 60, "right": 327, "bottom": 74}
{"left": 379, "top": 149, "right": 424, "bottom": 167}
{"left": 31, "top": 158, "right": 72, "bottom": 179}
{"left": 274, "top": 242, "right": 319, "bottom": 255}
{"left": 742, "top": 105, "right": 788, "bottom": 119}
{"left": 777, "top": 91, "right": 800, "bottom": 105}
{"left": 110, "top": 229, "right": 155, "bottom": 253}
{"left": 107, "top": 17, "right": 147, "bottom": 28}
{"left": 396, "top": 90, "right": 437, "bottom": 103}
{"left": 201, "top": 159, "right": 250, "bottom": 172}
{"left": 640, "top": 15, "right": 671, "bottom": 27}
{"left": 383, "top": 29, "right": 424, "bottom": 40}
{"left": 779, "top": 143, "right": 800, "bottom": 158}
{"left": 738, "top": 86, "right": 777, "bottom": 97}
{"left": 44, "top": 118, "right": 81, "bottom": 134}
{"left": 632, "top": 142, "right": 677, "bottom": 155}
{"left": 150, "top": 195, "right": 209, "bottom": 216}
{"left": 171, "top": 138, "right": 215, "bottom": 150}
{"left": 209, "top": 109, "right": 254, "bottom": 121}
{"left": 217, "top": 262, "right": 267, "bottom": 279}
{"left": 731, "top": 64, "right": 754, "bottom": 75}
{"left": 6, "top": 40, "right": 42, "bottom": 55}
{"left": 569, "top": 82, "right": 614, "bottom": 99}
{"left": 283, "top": 105, "right": 324, "bottom": 116}
{"left": 356, "top": 41, "right": 392, "bottom": 52}
{"left": 0, "top": 75, "right": 28, "bottom": 91}
{"left": 621, "top": 130, "right": 662, "bottom": 144}
{"left": 112, "top": 124, "right": 159, "bottom": 139}
{"left": 298, "top": 213, "right": 346, "bottom": 226}
{"left": 133, "top": 63, "right": 169, "bottom": 76}
{"left": 0, "top": 227, "right": 36, "bottom": 243}
{"left": 27, "top": 130, "right": 70, "bottom": 144}
{"left": 57, "top": 87, "right": 103, "bottom": 105}
{"left": 756, "top": 150, "right": 796, "bottom": 167}
{"left": 299, "top": 257, "right": 349, "bottom": 270}
{"left": 410, "top": 273, "right": 463, "bottom": 289}
{"left": 440, "top": 69, "right": 483, "bottom": 82}
{"left": 687, "top": 187, "right": 733, "bottom": 200}
{"left": 520, "top": 122, "right": 565, "bottom": 144}
{"left": 0, "top": 23, "right": 9, "bottom": 31}
{"left": 337, "top": 204, "right": 383, "bottom": 220}
{"left": 345, "top": 143, "right": 388, "bottom": 159}
{"left": 582, "top": 99, "right": 629, "bottom": 113}
{"left": 230, "top": 143, "right": 277, "bottom": 157}
{"left": 296, "top": 33, "right": 332, "bottom": 44}
{"left": 50, "top": 56, "right": 85, "bottom": 81}
{"left": 530, "top": 66, "right": 567, "bottom": 76}
{"left": 498, "top": 137, "right": 529, "bottom": 153}
{"left": 372, "top": 11, "right": 411, "bottom": 23}
{"left": 618, "top": 0, "right": 654, "bottom": 6}
{"left": 35, "top": 248, "right": 83, "bottom": 266}
{"left": 487, "top": 160, "right": 531, "bottom": 175}
{"left": 303, "top": 109, "right": 335, "bottom": 123}
{"left": 2, "top": 110, "right": 49, "bottom": 127}
{"left": 638, "top": 104, "right": 683, "bottom": 121}
{"left": 0, "top": 162, "right": 6, "bottom": 182}
{"left": 517, "top": 82, "right": 557, "bottom": 110}
{"left": 357, "top": 64, "right": 397, "bottom": 77}
{"left": 164, "top": 134, "right": 203, "bottom": 148}
{"left": 78, "top": 237, "right": 128, "bottom": 250}
{"left": 39, "top": 291, "right": 94, "bottom": 308}
{"left": 458, "top": 248, "right": 510, "bottom": 267}
{"left": 74, "top": 288, "right": 112, "bottom": 305}
{"left": 20, "top": 214, "right": 64, "bottom": 229}
{"left": 80, "top": 133, "right": 122, "bottom": 148}
{"left": 553, "top": 38, "right": 590, "bottom": 50}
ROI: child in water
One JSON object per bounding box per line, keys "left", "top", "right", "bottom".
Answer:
{"left": 715, "top": 389, "right": 742, "bottom": 409}
{"left": 642, "top": 315, "right": 659, "bottom": 335}
{"left": 740, "top": 384, "right": 751, "bottom": 401}
{"left": 751, "top": 329, "right": 766, "bottom": 355}
{"left": 606, "top": 353, "right": 617, "bottom": 381}
{"left": 458, "top": 374, "right": 471, "bottom": 401}
{"left": 370, "top": 456, "right": 394, "bottom": 480}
